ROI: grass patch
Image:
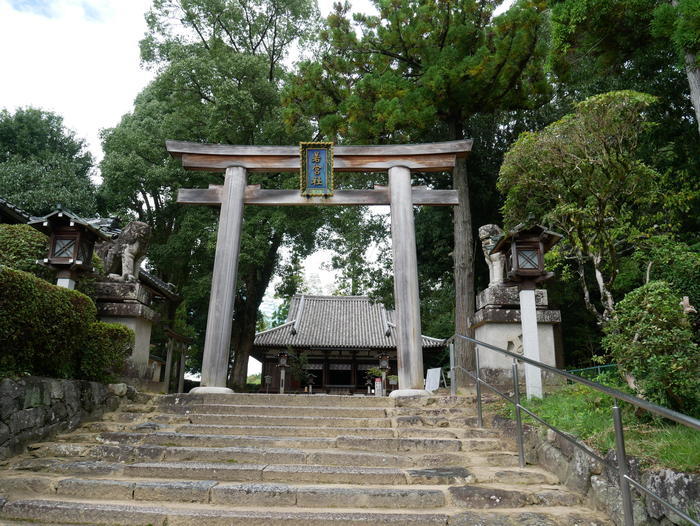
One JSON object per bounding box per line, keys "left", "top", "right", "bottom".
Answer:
{"left": 492, "top": 375, "right": 700, "bottom": 473}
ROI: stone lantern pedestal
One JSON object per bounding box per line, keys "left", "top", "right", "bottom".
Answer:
{"left": 95, "top": 282, "right": 160, "bottom": 378}
{"left": 468, "top": 286, "right": 561, "bottom": 387}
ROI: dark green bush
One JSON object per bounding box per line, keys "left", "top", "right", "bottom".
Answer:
{"left": 0, "top": 223, "right": 53, "bottom": 281}
{"left": 602, "top": 281, "right": 700, "bottom": 416}
{"left": 80, "top": 322, "right": 133, "bottom": 382}
{"left": 0, "top": 265, "right": 133, "bottom": 381}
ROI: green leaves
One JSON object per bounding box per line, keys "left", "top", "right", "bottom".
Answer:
{"left": 499, "top": 90, "right": 662, "bottom": 322}
{"left": 0, "top": 108, "right": 96, "bottom": 217}
{"left": 602, "top": 281, "right": 700, "bottom": 416}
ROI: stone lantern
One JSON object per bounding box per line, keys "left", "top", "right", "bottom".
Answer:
{"left": 378, "top": 352, "right": 391, "bottom": 396}
{"left": 491, "top": 224, "right": 563, "bottom": 286}
{"left": 29, "top": 206, "right": 112, "bottom": 289}
{"left": 491, "top": 224, "right": 563, "bottom": 399}
{"left": 277, "top": 351, "right": 290, "bottom": 394}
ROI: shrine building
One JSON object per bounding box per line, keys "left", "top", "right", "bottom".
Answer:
{"left": 253, "top": 295, "right": 445, "bottom": 394}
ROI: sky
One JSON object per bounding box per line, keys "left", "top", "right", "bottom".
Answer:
{"left": 0, "top": 0, "right": 375, "bottom": 163}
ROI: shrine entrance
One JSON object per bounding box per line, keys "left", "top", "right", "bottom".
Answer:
{"left": 166, "top": 140, "right": 472, "bottom": 395}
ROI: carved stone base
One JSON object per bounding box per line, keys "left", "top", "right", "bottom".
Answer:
{"left": 468, "top": 300, "right": 561, "bottom": 385}
{"left": 190, "top": 386, "right": 234, "bottom": 394}
{"left": 97, "top": 300, "right": 159, "bottom": 379}
{"left": 389, "top": 389, "right": 431, "bottom": 398}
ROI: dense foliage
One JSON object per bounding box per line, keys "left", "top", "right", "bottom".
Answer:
{"left": 499, "top": 91, "right": 661, "bottom": 324}
{"left": 81, "top": 322, "right": 134, "bottom": 383}
{"left": 0, "top": 108, "right": 96, "bottom": 216}
{"left": 602, "top": 281, "right": 700, "bottom": 416}
{"left": 0, "top": 266, "right": 133, "bottom": 382}
{"left": 0, "top": 224, "right": 53, "bottom": 281}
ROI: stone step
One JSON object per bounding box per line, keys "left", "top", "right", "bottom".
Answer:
{"left": 50, "top": 478, "right": 449, "bottom": 508}
{"left": 124, "top": 462, "right": 414, "bottom": 485}
{"left": 96, "top": 430, "right": 501, "bottom": 454}
{"left": 162, "top": 393, "right": 396, "bottom": 408}
{"left": 175, "top": 424, "right": 398, "bottom": 438}
{"left": 166, "top": 404, "right": 390, "bottom": 418}
{"left": 0, "top": 498, "right": 613, "bottom": 525}
{"left": 186, "top": 414, "right": 394, "bottom": 428}
{"left": 100, "top": 431, "right": 338, "bottom": 449}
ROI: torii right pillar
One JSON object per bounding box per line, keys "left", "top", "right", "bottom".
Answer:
{"left": 388, "top": 165, "right": 429, "bottom": 396}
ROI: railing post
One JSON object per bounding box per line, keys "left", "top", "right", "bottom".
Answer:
{"left": 512, "top": 359, "right": 526, "bottom": 468}
{"left": 449, "top": 342, "right": 456, "bottom": 397}
{"left": 613, "top": 402, "right": 635, "bottom": 526}
{"left": 475, "top": 345, "right": 483, "bottom": 428}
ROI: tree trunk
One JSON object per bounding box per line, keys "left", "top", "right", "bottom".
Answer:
{"left": 453, "top": 154, "right": 476, "bottom": 388}
{"left": 683, "top": 51, "right": 700, "bottom": 137}
{"left": 671, "top": 0, "right": 700, "bottom": 136}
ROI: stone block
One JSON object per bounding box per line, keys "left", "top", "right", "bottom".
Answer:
{"left": 211, "top": 483, "right": 297, "bottom": 507}
{"left": 406, "top": 467, "right": 473, "bottom": 485}
{"left": 108, "top": 383, "right": 128, "bottom": 397}
{"left": 476, "top": 287, "right": 548, "bottom": 310}
{"left": 0, "top": 422, "right": 9, "bottom": 445}
{"left": 134, "top": 480, "right": 215, "bottom": 503}
{"left": 9, "top": 408, "right": 44, "bottom": 434}
{"left": 94, "top": 281, "right": 152, "bottom": 305}
{"left": 0, "top": 499, "right": 167, "bottom": 526}
{"left": 0, "top": 395, "right": 18, "bottom": 422}
{"left": 57, "top": 478, "right": 134, "bottom": 500}
{"left": 63, "top": 382, "right": 80, "bottom": 413}
{"left": 536, "top": 442, "right": 568, "bottom": 484}
{"left": 642, "top": 468, "right": 700, "bottom": 523}
{"left": 448, "top": 485, "right": 532, "bottom": 508}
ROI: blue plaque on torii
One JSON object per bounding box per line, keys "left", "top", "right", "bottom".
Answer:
{"left": 300, "top": 142, "right": 334, "bottom": 197}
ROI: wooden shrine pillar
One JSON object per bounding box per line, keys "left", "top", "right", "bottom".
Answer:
{"left": 389, "top": 166, "right": 428, "bottom": 395}
{"left": 191, "top": 166, "right": 247, "bottom": 393}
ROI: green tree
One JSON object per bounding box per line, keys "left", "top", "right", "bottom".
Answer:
{"left": 101, "top": 0, "right": 331, "bottom": 389}
{"left": 549, "top": 0, "right": 700, "bottom": 136}
{"left": 0, "top": 108, "right": 96, "bottom": 216}
{"left": 499, "top": 91, "right": 662, "bottom": 324}
{"left": 283, "top": 0, "right": 551, "bottom": 375}
{"left": 602, "top": 281, "right": 700, "bottom": 416}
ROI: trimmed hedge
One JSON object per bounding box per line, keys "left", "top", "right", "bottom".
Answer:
{"left": 0, "top": 223, "right": 53, "bottom": 281}
{"left": 81, "top": 322, "right": 133, "bottom": 382}
{"left": 0, "top": 265, "right": 133, "bottom": 381}
{"left": 602, "top": 281, "right": 700, "bottom": 417}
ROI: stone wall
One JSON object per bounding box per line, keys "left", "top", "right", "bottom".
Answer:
{"left": 490, "top": 415, "right": 699, "bottom": 526}
{"left": 0, "top": 376, "right": 130, "bottom": 459}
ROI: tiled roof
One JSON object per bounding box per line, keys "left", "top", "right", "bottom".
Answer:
{"left": 254, "top": 295, "right": 445, "bottom": 350}
{"left": 0, "top": 197, "right": 30, "bottom": 224}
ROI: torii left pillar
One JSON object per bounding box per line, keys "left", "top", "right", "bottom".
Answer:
{"left": 190, "top": 166, "right": 247, "bottom": 394}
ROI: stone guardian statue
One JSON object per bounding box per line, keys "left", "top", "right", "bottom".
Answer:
{"left": 97, "top": 221, "right": 152, "bottom": 282}
{"left": 478, "top": 224, "right": 506, "bottom": 287}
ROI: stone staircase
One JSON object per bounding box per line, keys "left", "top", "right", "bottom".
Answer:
{"left": 0, "top": 393, "right": 612, "bottom": 525}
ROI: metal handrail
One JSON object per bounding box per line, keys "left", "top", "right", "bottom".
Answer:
{"left": 446, "top": 333, "right": 700, "bottom": 526}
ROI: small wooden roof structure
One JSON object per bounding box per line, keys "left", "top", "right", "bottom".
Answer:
{"left": 490, "top": 223, "right": 564, "bottom": 255}
{"left": 254, "top": 295, "right": 445, "bottom": 352}
{"left": 27, "top": 206, "right": 114, "bottom": 241}
{"left": 0, "top": 197, "right": 31, "bottom": 224}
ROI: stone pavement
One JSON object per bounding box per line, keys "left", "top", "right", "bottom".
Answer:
{"left": 0, "top": 392, "right": 612, "bottom": 525}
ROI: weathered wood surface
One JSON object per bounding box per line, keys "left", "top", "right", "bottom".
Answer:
{"left": 200, "top": 166, "right": 247, "bottom": 389}
{"left": 388, "top": 165, "right": 425, "bottom": 390}
{"left": 178, "top": 185, "right": 459, "bottom": 206}
{"left": 168, "top": 139, "right": 472, "bottom": 173}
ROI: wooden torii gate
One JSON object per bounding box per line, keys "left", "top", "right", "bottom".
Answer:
{"left": 167, "top": 140, "right": 472, "bottom": 395}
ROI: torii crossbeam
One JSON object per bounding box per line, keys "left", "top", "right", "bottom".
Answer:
{"left": 167, "top": 139, "right": 472, "bottom": 395}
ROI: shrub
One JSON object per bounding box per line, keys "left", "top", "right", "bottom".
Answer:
{"left": 602, "top": 281, "right": 700, "bottom": 416}
{"left": 0, "top": 266, "right": 133, "bottom": 382}
{"left": 80, "top": 322, "right": 133, "bottom": 383}
{"left": 0, "top": 223, "right": 53, "bottom": 281}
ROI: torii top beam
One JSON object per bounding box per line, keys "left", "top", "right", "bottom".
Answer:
{"left": 166, "top": 139, "right": 472, "bottom": 173}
